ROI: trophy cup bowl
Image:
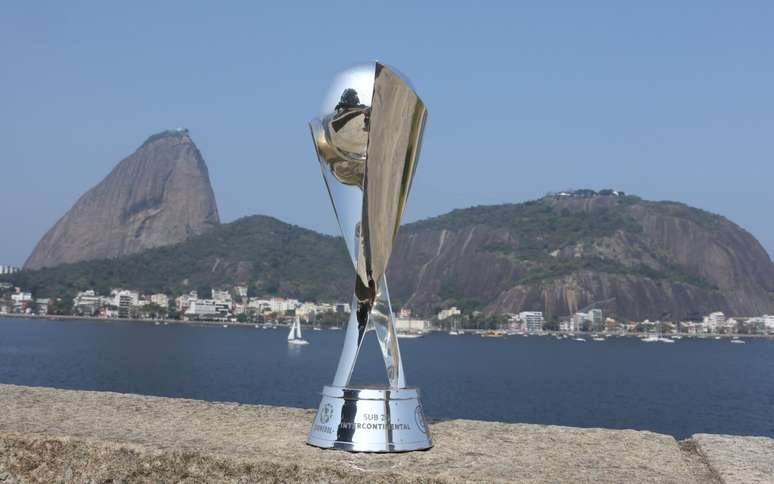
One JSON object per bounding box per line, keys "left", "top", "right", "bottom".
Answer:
{"left": 307, "top": 62, "right": 431, "bottom": 452}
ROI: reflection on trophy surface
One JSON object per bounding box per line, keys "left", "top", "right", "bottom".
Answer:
{"left": 307, "top": 62, "right": 431, "bottom": 452}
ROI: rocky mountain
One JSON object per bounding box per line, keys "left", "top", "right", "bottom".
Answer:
{"left": 387, "top": 193, "right": 774, "bottom": 320}
{"left": 24, "top": 130, "right": 220, "bottom": 270}
{"left": 8, "top": 192, "right": 774, "bottom": 321}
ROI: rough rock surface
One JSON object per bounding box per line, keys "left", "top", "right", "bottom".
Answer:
{"left": 692, "top": 434, "right": 774, "bottom": 484}
{"left": 388, "top": 195, "right": 774, "bottom": 320}
{"left": 1, "top": 384, "right": 769, "bottom": 483}
{"left": 24, "top": 130, "right": 219, "bottom": 270}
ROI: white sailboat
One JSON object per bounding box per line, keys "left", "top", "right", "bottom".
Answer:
{"left": 288, "top": 317, "right": 309, "bottom": 345}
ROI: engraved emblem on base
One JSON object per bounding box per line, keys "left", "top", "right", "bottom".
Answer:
{"left": 307, "top": 62, "right": 431, "bottom": 452}
{"left": 308, "top": 386, "right": 430, "bottom": 452}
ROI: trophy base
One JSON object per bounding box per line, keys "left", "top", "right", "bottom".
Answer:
{"left": 307, "top": 385, "right": 433, "bottom": 452}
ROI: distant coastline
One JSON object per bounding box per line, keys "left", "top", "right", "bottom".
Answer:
{"left": 2, "top": 313, "right": 772, "bottom": 339}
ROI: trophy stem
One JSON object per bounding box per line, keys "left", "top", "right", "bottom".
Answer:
{"left": 332, "top": 275, "right": 406, "bottom": 388}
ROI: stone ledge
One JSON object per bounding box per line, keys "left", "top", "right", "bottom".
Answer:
{"left": 0, "top": 384, "right": 769, "bottom": 483}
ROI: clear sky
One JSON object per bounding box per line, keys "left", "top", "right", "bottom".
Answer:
{"left": 1, "top": 2, "right": 772, "bottom": 266}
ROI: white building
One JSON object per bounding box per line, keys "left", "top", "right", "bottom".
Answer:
{"left": 73, "top": 290, "right": 102, "bottom": 316}
{"left": 268, "top": 297, "right": 299, "bottom": 313}
{"left": 234, "top": 286, "right": 248, "bottom": 298}
{"left": 703, "top": 312, "right": 726, "bottom": 333}
{"left": 150, "top": 293, "right": 169, "bottom": 308}
{"left": 0, "top": 265, "right": 20, "bottom": 275}
{"left": 437, "top": 307, "right": 461, "bottom": 321}
{"left": 519, "top": 311, "right": 544, "bottom": 333}
{"left": 395, "top": 317, "right": 430, "bottom": 333}
{"left": 335, "top": 302, "right": 351, "bottom": 313}
{"left": 175, "top": 291, "right": 198, "bottom": 312}
{"left": 572, "top": 312, "right": 589, "bottom": 331}
{"left": 11, "top": 292, "right": 32, "bottom": 304}
{"left": 588, "top": 309, "right": 604, "bottom": 330}
{"left": 110, "top": 289, "right": 139, "bottom": 308}
{"left": 185, "top": 299, "right": 230, "bottom": 320}
{"left": 35, "top": 298, "right": 50, "bottom": 315}
{"left": 212, "top": 289, "right": 232, "bottom": 304}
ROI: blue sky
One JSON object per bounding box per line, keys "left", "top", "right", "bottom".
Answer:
{"left": 1, "top": 2, "right": 772, "bottom": 265}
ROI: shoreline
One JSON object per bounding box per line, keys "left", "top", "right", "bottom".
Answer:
{"left": 1, "top": 313, "right": 772, "bottom": 338}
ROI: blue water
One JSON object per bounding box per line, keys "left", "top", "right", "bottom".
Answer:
{"left": 1, "top": 318, "right": 772, "bottom": 439}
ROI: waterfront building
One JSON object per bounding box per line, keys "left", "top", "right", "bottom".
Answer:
{"left": 519, "top": 311, "right": 544, "bottom": 333}
{"left": 437, "top": 307, "right": 461, "bottom": 321}
{"left": 0, "top": 265, "right": 20, "bottom": 275}
{"left": 703, "top": 312, "right": 726, "bottom": 332}
{"left": 267, "top": 297, "right": 299, "bottom": 314}
{"left": 336, "top": 303, "right": 351, "bottom": 313}
{"left": 73, "top": 290, "right": 101, "bottom": 316}
{"left": 150, "top": 293, "right": 169, "bottom": 308}
{"left": 588, "top": 309, "right": 604, "bottom": 331}
{"left": 175, "top": 292, "right": 198, "bottom": 312}
{"left": 184, "top": 299, "right": 230, "bottom": 320}
{"left": 395, "top": 317, "right": 430, "bottom": 333}
{"left": 118, "top": 294, "right": 132, "bottom": 318}
{"left": 295, "top": 302, "right": 318, "bottom": 320}
{"left": 211, "top": 289, "right": 232, "bottom": 304}
{"left": 11, "top": 291, "right": 32, "bottom": 304}
{"left": 110, "top": 289, "right": 139, "bottom": 308}
{"left": 35, "top": 298, "right": 50, "bottom": 315}
{"left": 572, "top": 312, "right": 589, "bottom": 331}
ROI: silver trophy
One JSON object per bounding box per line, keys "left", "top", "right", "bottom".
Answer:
{"left": 307, "top": 62, "right": 431, "bottom": 452}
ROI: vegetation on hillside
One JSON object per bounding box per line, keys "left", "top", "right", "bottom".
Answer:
{"left": 2, "top": 216, "right": 353, "bottom": 302}
{"left": 402, "top": 195, "right": 715, "bottom": 292}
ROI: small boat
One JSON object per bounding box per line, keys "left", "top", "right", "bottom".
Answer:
{"left": 574, "top": 337, "right": 586, "bottom": 342}
{"left": 397, "top": 333, "right": 422, "bottom": 339}
{"left": 448, "top": 330, "right": 459, "bottom": 336}
{"left": 154, "top": 321, "right": 160, "bottom": 326}
{"left": 658, "top": 337, "right": 675, "bottom": 343}
{"left": 592, "top": 337, "right": 605, "bottom": 342}
{"left": 223, "top": 324, "right": 229, "bottom": 328}
{"left": 714, "top": 336, "right": 721, "bottom": 340}
{"left": 730, "top": 338, "right": 745, "bottom": 344}
{"left": 672, "top": 335, "right": 683, "bottom": 340}
{"left": 642, "top": 335, "right": 659, "bottom": 342}
{"left": 313, "top": 327, "right": 322, "bottom": 331}
{"left": 254, "top": 324, "right": 260, "bottom": 328}
{"left": 288, "top": 317, "right": 309, "bottom": 345}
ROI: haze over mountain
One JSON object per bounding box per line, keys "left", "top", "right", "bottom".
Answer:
{"left": 7, "top": 192, "right": 774, "bottom": 321}
{"left": 24, "top": 130, "right": 219, "bottom": 270}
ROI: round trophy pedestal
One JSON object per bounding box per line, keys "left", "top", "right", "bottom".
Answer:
{"left": 307, "top": 385, "right": 433, "bottom": 452}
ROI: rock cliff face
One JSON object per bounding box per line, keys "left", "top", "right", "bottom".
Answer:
{"left": 387, "top": 195, "right": 774, "bottom": 320}
{"left": 24, "top": 130, "right": 219, "bottom": 270}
